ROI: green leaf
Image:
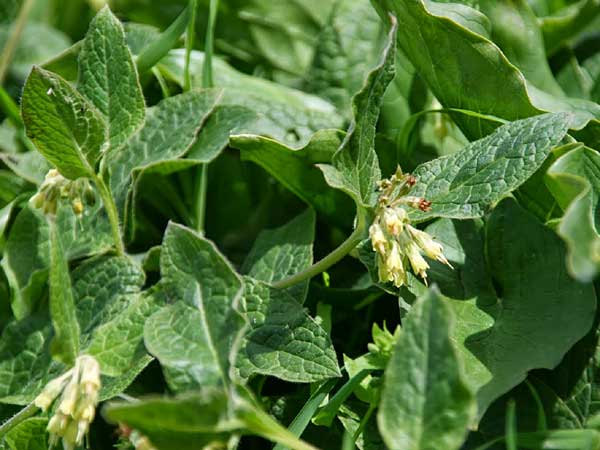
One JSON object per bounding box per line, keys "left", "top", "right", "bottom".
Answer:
{"left": 372, "top": 0, "right": 600, "bottom": 146}
{"left": 21, "top": 66, "right": 107, "bottom": 179}
{"left": 408, "top": 113, "right": 571, "bottom": 222}
{"left": 233, "top": 129, "right": 354, "bottom": 228}
{"left": 78, "top": 6, "right": 145, "bottom": 149}
{"left": 318, "top": 18, "right": 397, "bottom": 208}
{"left": 48, "top": 221, "right": 80, "bottom": 366}
{"left": 158, "top": 50, "right": 344, "bottom": 147}
{"left": 0, "top": 255, "right": 149, "bottom": 405}
{"left": 1, "top": 202, "right": 112, "bottom": 319}
{"left": 423, "top": 198, "right": 596, "bottom": 416}
{"left": 305, "top": 0, "right": 385, "bottom": 112}
{"left": 546, "top": 146, "right": 600, "bottom": 281}
{"left": 4, "top": 418, "right": 47, "bottom": 450}
{"left": 242, "top": 209, "right": 315, "bottom": 303}
{"left": 143, "top": 222, "right": 244, "bottom": 391}
{"left": 236, "top": 278, "right": 341, "bottom": 383}
{"left": 378, "top": 287, "right": 475, "bottom": 450}
{"left": 108, "top": 89, "right": 220, "bottom": 218}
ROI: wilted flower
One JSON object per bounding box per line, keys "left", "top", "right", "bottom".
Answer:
{"left": 29, "top": 169, "right": 95, "bottom": 218}
{"left": 34, "top": 355, "right": 101, "bottom": 450}
{"left": 369, "top": 167, "right": 452, "bottom": 287}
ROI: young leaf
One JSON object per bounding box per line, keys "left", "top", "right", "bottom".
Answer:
{"left": 408, "top": 113, "right": 571, "bottom": 222}
{"left": 242, "top": 209, "right": 315, "bottom": 303}
{"left": 546, "top": 146, "right": 600, "bottom": 281}
{"left": 378, "top": 287, "right": 475, "bottom": 450}
{"left": 21, "top": 66, "right": 106, "bottom": 179}
{"left": 318, "top": 17, "right": 397, "bottom": 208}
{"left": 78, "top": 6, "right": 145, "bottom": 148}
{"left": 144, "top": 223, "right": 244, "bottom": 392}
{"left": 236, "top": 278, "right": 341, "bottom": 383}
{"left": 48, "top": 221, "right": 80, "bottom": 366}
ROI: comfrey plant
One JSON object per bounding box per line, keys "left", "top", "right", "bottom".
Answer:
{"left": 29, "top": 169, "right": 95, "bottom": 218}
{"left": 369, "top": 168, "right": 451, "bottom": 287}
{"left": 34, "top": 356, "right": 101, "bottom": 450}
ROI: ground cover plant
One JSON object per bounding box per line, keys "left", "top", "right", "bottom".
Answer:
{"left": 1, "top": 0, "right": 600, "bottom": 449}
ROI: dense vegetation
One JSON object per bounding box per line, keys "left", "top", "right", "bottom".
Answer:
{"left": 1, "top": 0, "right": 600, "bottom": 449}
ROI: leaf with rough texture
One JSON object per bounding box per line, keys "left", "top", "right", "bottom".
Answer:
{"left": 108, "top": 89, "right": 220, "bottom": 218}
{"left": 78, "top": 6, "right": 145, "bottom": 148}
{"left": 48, "top": 222, "right": 80, "bottom": 366}
{"left": 21, "top": 66, "right": 106, "bottom": 179}
{"left": 236, "top": 278, "right": 341, "bottom": 383}
{"left": 546, "top": 146, "right": 600, "bottom": 282}
{"left": 4, "top": 418, "right": 47, "bottom": 450}
{"left": 378, "top": 288, "right": 475, "bottom": 450}
{"left": 233, "top": 130, "right": 354, "bottom": 228}
{"left": 422, "top": 198, "right": 596, "bottom": 416}
{"left": 144, "top": 223, "right": 244, "bottom": 392}
{"left": 0, "top": 256, "right": 149, "bottom": 405}
{"left": 408, "top": 113, "right": 571, "bottom": 222}
{"left": 318, "top": 18, "right": 396, "bottom": 208}
{"left": 242, "top": 209, "right": 315, "bottom": 303}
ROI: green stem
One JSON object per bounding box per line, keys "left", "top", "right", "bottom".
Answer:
{"left": 193, "top": 0, "right": 219, "bottom": 233}
{"left": 183, "top": 0, "right": 198, "bottom": 92}
{"left": 93, "top": 175, "right": 125, "bottom": 256}
{"left": 273, "top": 221, "right": 366, "bottom": 290}
{"left": 135, "top": 6, "right": 191, "bottom": 74}
{"left": 0, "top": 403, "right": 39, "bottom": 439}
{"left": 0, "top": 0, "right": 35, "bottom": 84}
{"left": 352, "top": 402, "right": 376, "bottom": 442}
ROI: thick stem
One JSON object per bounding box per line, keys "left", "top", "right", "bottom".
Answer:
{"left": 0, "top": 0, "right": 35, "bottom": 84}
{"left": 0, "top": 403, "right": 38, "bottom": 439}
{"left": 273, "top": 219, "right": 366, "bottom": 290}
{"left": 93, "top": 175, "right": 125, "bottom": 256}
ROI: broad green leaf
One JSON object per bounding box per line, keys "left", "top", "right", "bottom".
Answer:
{"left": 372, "top": 0, "right": 600, "bottom": 146}
{"left": 305, "top": 0, "right": 385, "bottom": 112}
{"left": 158, "top": 50, "right": 344, "bottom": 147}
{"left": 236, "top": 278, "right": 341, "bottom": 383}
{"left": 0, "top": 23, "right": 70, "bottom": 80}
{"left": 4, "top": 418, "right": 47, "bottom": 450}
{"left": 232, "top": 130, "right": 354, "bottom": 228}
{"left": 21, "top": 67, "right": 107, "bottom": 179}
{"left": 0, "top": 151, "right": 49, "bottom": 185}
{"left": 479, "top": 0, "right": 563, "bottom": 96}
{"left": 546, "top": 146, "right": 600, "bottom": 281}
{"left": 408, "top": 113, "right": 571, "bottom": 222}
{"left": 423, "top": 198, "right": 596, "bottom": 416}
{"left": 144, "top": 223, "right": 244, "bottom": 391}
{"left": 108, "top": 89, "right": 220, "bottom": 217}
{"left": 78, "top": 6, "right": 145, "bottom": 148}
{"left": 378, "top": 288, "right": 475, "bottom": 450}
{"left": 0, "top": 256, "right": 150, "bottom": 404}
{"left": 48, "top": 221, "right": 80, "bottom": 366}
{"left": 318, "top": 18, "right": 397, "bottom": 208}
{"left": 242, "top": 209, "right": 315, "bottom": 303}
{"left": 1, "top": 202, "right": 112, "bottom": 319}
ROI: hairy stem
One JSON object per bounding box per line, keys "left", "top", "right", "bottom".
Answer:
{"left": 0, "top": 0, "right": 35, "bottom": 84}
{"left": 0, "top": 403, "right": 38, "bottom": 439}
{"left": 93, "top": 175, "right": 125, "bottom": 256}
{"left": 273, "top": 217, "right": 367, "bottom": 290}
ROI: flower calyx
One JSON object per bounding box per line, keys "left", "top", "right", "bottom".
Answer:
{"left": 369, "top": 167, "right": 451, "bottom": 287}
{"left": 34, "top": 355, "right": 101, "bottom": 450}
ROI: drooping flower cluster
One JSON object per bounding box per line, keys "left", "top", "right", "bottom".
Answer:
{"left": 369, "top": 167, "right": 451, "bottom": 287}
{"left": 34, "top": 355, "right": 101, "bottom": 450}
{"left": 29, "top": 169, "right": 95, "bottom": 217}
